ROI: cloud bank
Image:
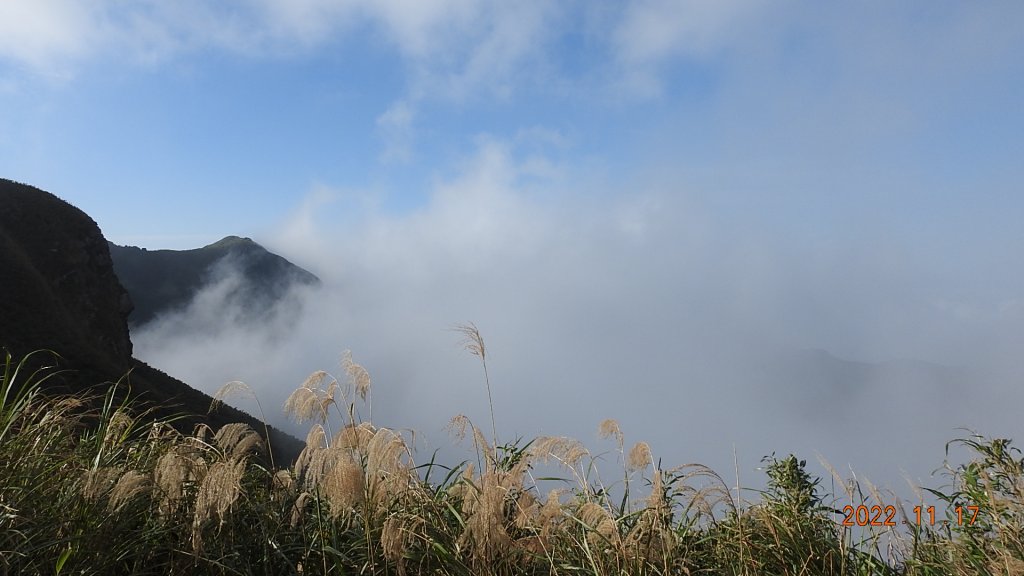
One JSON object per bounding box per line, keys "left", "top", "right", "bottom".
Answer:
{"left": 133, "top": 135, "right": 1024, "bottom": 498}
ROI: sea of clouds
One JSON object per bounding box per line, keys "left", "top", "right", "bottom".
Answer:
{"left": 132, "top": 137, "right": 1024, "bottom": 504}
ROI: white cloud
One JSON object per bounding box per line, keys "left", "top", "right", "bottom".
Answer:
{"left": 132, "top": 134, "right": 1024, "bottom": 495}
{"left": 5, "top": 0, "right": 1020, "bottom": 111}
{"left": 432, "top": 0, "right": 559, "bottom": 100}
{"left": 0, "top": 0, "right": 557, "bottom": 87}
{"left": 0, "top": 0, "right": 565, "bottom": 163}
{"left": 0, "top": 0, "right": 99, "bottom": 77}
{"left": 615, "top": 0, "right": 762, "bottom": 63}
{"left": 356, "top": 0, "right": 481, "bottom": 60}
{"left": 0, "top": 1, "right": 273, "bottom": 75}
{"left": 610, "top": 0, "right": 770, "bottom": 96}
{"left": 271, "top": 183, "right": 337, "bottom": 272}
{"left": 376, "top": 99, "right": 416, "bottom": 163}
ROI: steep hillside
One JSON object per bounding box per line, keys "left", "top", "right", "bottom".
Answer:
{"left": 0, "top": 178, "right": 302, "bottom": 461}
{"left": 109, "top": 236, "right": 319, "bottom": 328}
{"left": 0, "top": 180, "right": 133, "bottom": 368}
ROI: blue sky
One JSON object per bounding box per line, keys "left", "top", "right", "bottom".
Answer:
{"left": 4, "top": 1, "right": 1019, "bottom": 251}
{"left": 3, "top": 1, "right": 1024, "bottom": 492}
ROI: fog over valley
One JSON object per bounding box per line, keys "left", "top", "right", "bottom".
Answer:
{"left": 130, "top": 145, "right": 1023, "bottom": 497}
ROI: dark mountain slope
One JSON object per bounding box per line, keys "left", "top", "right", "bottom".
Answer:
{"left": 0, "top": 178, "right": 301, "bottom": 461}
{"left": 0, "top": 179, "right": 133, "bottom": 366}
{"left": 109, "top": 236, "right": 319, "bottom": 328}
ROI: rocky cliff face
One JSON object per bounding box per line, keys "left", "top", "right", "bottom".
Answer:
{"left": 0, "top": 179, "right": 133, "bottom": 364}
{"left": 0, "top": 178, "right": 302, "bottom": 462}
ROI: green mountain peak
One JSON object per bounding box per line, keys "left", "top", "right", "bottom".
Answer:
{"left": 204, "top": 235, "right": 257, "bottom": 250}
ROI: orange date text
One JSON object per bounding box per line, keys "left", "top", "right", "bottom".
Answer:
{"left": 839, "top": 505, "right": 980, "bottom": 527}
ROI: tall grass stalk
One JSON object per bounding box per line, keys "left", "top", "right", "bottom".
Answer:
{"left": 211, "top": 380, "right": 275, "bottom": 469}
{"left": 453, "top": 323, "right": 498, "bottom": 465}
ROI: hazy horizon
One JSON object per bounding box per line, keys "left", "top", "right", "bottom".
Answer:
{"left": 127, "top": 190, "right": 1018, "bottom": 500}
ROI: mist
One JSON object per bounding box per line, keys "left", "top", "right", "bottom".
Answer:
{"left": 132, "top": 138, "right": 1024, "bottom": 502}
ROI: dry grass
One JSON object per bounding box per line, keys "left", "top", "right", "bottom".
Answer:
{"left": 284, "top": 385, "right": 325, "bottom": 425}
{"left": 452, "top": 323, "right": 498, "bottom": 463}
{"left": 3, "top": 345, "right": 1024, "bottom": 576}
{"left": 154, "top": 447, "right": 198, "bottom": 513}
{"left": 191, "top": 457, "right": 246, "bottom": 552}
{"left": 342, "top": 350, "right": 371, "bottom": 403}
{"left": 108, "top": 470, "right": 151, "bottom": 511}
{"left": 211, "top": 379, "right": 276, "bottom": 469}
{"left": 599, "top": 418, "right": 624, "bottom": 449}
{"left": 628, "top": 441, "right": 653, "bottom": 472}
{"left": 214, "top": 422, "right": 264, "bottom": 460}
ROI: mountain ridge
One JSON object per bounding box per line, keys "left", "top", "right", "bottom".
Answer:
{"left": 0, "top": 178, "right": 302, "bottom": 461}
{"left": 109, "top": 234, "right": 319, "bottom": 328}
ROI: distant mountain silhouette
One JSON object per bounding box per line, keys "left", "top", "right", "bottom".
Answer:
{"left": 109, "top": 235, "right": 319, "bottom": 328}
{"left": 747, "top": 346, "right": 978, "bottom": 429}
{"left": 0, "top": 178, "right": 302, "bottom": 462}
